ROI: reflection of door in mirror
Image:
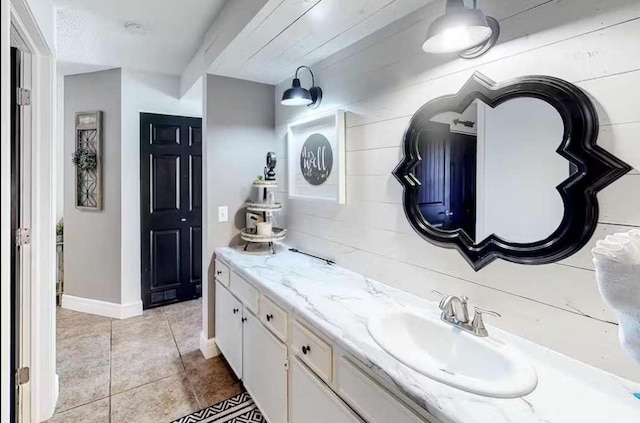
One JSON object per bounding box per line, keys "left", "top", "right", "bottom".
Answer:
{"left": 416, "top": 122, "right": 477, "bottom": 236}
{"left": 416, "top": 98, "right": 570, "bottom": 244}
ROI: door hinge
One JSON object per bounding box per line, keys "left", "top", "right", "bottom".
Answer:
{"left": 15, "top": 228, "right": 31, "bottom": 246}
{"left": 284, "top": 358, "right": 289, "bottom": 371}
{"left": 16, "top": 367, "right": 30, "bottom": 385}
{"left": 17, "top": 88, "right": 31, "bottom": 106}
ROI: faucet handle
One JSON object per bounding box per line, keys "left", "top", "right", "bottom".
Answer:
{"left": 474, "top": 307, "right": 501, "bottom": 318}
{"left": 471, "top": 307, "right": 501, "bottom": 337}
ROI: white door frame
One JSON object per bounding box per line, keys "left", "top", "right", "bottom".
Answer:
{"left": 3, "top": 0, "right": 57, "bottom": 421}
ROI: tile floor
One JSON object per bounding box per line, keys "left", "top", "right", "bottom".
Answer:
{"left": 49, "top": 299, "right": 242, "bottom": 423}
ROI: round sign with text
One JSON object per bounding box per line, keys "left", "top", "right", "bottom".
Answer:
{"left": 300, "top": 133, "right": 333, "bottom": 186}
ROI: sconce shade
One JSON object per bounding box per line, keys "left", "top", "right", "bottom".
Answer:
{"left": 422, "top": 0, "right": 493, "bottom": 54}
{"left": 281, "top": 78, "right": 313, "bottom": 106}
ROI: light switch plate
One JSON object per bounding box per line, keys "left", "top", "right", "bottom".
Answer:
{"left": 218, "top": 206, "right": 228, "bottom": 222}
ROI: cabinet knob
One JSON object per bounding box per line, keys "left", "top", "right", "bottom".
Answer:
{"left": 233, "top": 308, "right": 239, "bottom": 314}
{"left": 241, "top": 317, "right": 247, "bottom": 323}
{"left": 216, "top": 270, "right": 223, "bottom": 275}
{"left": 301, "top": 345, "right": 311, "bottom": 355}
{"left": 266, "top": 314, "right": 274, "bottom": 321}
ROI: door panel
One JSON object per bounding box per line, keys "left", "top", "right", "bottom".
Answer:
{"left": 190, "top": 126, "right": 202, "bottom": 145}
{"left": 152, "top": 124, "right": 181, "bottom": 144}
{"left": 150, "top": 229, "right": 181, "bottom": 288}
{"left": 190, "top": 227, "right": 202, "bottom": 283}
{"left": 243, "top": 311, "right": 288, "bottom": 423}
{"left": 151, "top": 155, "right": 180, "bottom": 212}
{"left": 215, "top": 282, "right": 243, "bottom": 378}
{"left": 189, "top": 155, "right": 202, "bottom": 210}
{"left": 141, "top": 113, "right": 202, "bottom": 308}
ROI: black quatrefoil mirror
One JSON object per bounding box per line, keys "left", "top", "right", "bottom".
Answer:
{"left": 393, "top": 72, "right": 632, "bottom": 271}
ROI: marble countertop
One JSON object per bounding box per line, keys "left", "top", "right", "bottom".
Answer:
{"left": 215, "top": 246, "right": 640, "bottom": 423}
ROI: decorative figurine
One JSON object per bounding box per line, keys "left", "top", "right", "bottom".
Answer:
{"left": 264, "top": 151, "right": 277, "bottom": 181}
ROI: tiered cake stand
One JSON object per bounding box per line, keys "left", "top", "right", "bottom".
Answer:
{"left": 240, "top": 179, "right": 287, "bottom": 254}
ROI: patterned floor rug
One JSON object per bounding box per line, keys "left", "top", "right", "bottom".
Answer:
{"left": 171, "top": 391, "right": 266, "bottom": 423}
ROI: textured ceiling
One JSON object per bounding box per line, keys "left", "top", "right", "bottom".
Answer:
{"left": 56, "top": 0, "right": 226, "bottom": 75}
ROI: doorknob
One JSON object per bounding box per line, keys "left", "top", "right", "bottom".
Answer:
{"left": 438, "top": 210, "right": 454, "bottom": 216}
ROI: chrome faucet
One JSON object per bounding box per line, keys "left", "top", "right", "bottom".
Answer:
{"left": 433, "top": 291, "right": 501, "bottom": 337}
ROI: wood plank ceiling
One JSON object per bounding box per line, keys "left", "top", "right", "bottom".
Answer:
{"left": 207, "top": 0, "right": 435, "bottom": 85}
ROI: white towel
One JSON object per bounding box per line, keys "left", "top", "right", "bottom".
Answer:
{"left": 592, "top": 229, "right": 640, "bottom": 364}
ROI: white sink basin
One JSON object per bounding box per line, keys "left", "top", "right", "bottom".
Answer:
{"left": 367, "top": 310, "right": 537, "bottom": 398}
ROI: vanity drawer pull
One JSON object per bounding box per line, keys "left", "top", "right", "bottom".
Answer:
{"left": 214, "top": 259, "right": 230, "bottom": 287}
{"left": 292, "top": 320, "right": 333, "bottom": 382}
{"left": 233, "top": 308, "right": 239, "bottom": 314}
{"left": 229, "top": 272, "right": 259, "bottom": 313}
{"left": 261, "top": 295, "right": 288, "bottom": 341}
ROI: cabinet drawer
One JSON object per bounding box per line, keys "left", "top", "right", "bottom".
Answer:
{"left": 292, "top": 320, "right": 332, "bottom": 382}
{"left": 229, "top": 272, "right": 259, "bottom": 313}
{"left": 260, "top": 295, "right": 288, "bottom": 342}
{"left": 336, "top": 357, "right": 430, "bottom": 423}
{"left": 291, "top": 358, "right": 363, "bottom": 423}
{"left": 214, "top": 259, "right": 230, "bottom": 287}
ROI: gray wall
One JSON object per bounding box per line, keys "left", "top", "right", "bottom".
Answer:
{"left": 64, "top": 69, "right": 122, "bottom": 303}
{"left": 204, "top": 75, "right": 275, "bottom": 337}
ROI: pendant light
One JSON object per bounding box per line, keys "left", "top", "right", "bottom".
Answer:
{"left": 422, "top": 0, "right": 500, "bottom": 59}
{"left": 281, "top": 66, "right": 323, "bottom": 108}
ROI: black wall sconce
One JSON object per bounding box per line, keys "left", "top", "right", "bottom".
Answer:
{"left": 281, "top": 66, "right": 323, "bottom": 108}
{"left": 422, "top": 0, "right": 500, "bottom": 59}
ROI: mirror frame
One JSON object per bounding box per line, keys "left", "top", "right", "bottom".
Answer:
{"left": 393, "top": 72, "right": 632, "bottom": 271}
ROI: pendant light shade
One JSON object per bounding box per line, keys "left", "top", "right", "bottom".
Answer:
{"left": 281, "top": 78, "right": 313, "bottom": 106}
{"left": 281, "top": 66, "right": 323, "bottom": 108}
{"left": 422, "top": 0, "right": 498, "bottom": 57}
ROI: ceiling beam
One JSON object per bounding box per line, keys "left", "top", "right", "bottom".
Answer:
{"left": 179, "top": 0, "right": 272, "bottom": 97}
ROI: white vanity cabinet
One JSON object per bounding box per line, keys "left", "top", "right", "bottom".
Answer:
{"left": 243, "top": 311, "right": 288, "bottom": 423}
{"left": 215, "top": 264, "right": 437, "bottom": 423}
{"left": 215, "top": 275, "right": 288, "bottom": 423}
{"left": 290, "top": 358, "right": 362, "bottom": 423}
{"left": 215, "top": 281, "right": 243, "bottom": 378}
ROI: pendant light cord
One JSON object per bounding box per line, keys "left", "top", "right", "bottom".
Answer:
{"left": 294, "top": 66, "right": 315, "bottom": 86}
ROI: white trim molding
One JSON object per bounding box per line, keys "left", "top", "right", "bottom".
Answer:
{"left": 199, "top": 331, "right": 220, "bottom": 359}
{"left": 61, "top": 294, "right": 143, "bottom": 320}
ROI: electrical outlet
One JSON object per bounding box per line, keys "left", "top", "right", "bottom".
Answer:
{"left": 218, "top": 206, "right": 228, "bottom": 222}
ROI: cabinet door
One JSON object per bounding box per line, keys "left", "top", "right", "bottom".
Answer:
{"left": 243, "top": 311, "right": 288, "bottom": 423}
{"left": 215, "top": 281, "right": 243, "bottom": 378}
{"left": 290, "top": 358, "right": 362, "bottom": 423}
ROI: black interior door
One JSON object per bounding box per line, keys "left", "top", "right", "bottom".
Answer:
{"left": 447, "top": 132, "right": 477, "bottom": 237}
{"left": 417, "top": 123, "right": 477, "bottom": 237}
{"left": 140, "top": 113, "right": 202, "bottom": 309}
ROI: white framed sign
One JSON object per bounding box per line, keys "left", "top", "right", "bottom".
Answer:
{"left": 287, "top": 110, "right": 346, "bottom": 204}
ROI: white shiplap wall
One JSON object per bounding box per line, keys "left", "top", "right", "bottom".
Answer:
{"left": 274, "top": 0, "right": 640, "bottom": 381}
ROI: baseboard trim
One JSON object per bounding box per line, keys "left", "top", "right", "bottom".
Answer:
{"left": 200, "top": 332, "right": 220, "bottom": 359}
{"left": 61, "top": 294, "right": 143, "bottom": 319}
